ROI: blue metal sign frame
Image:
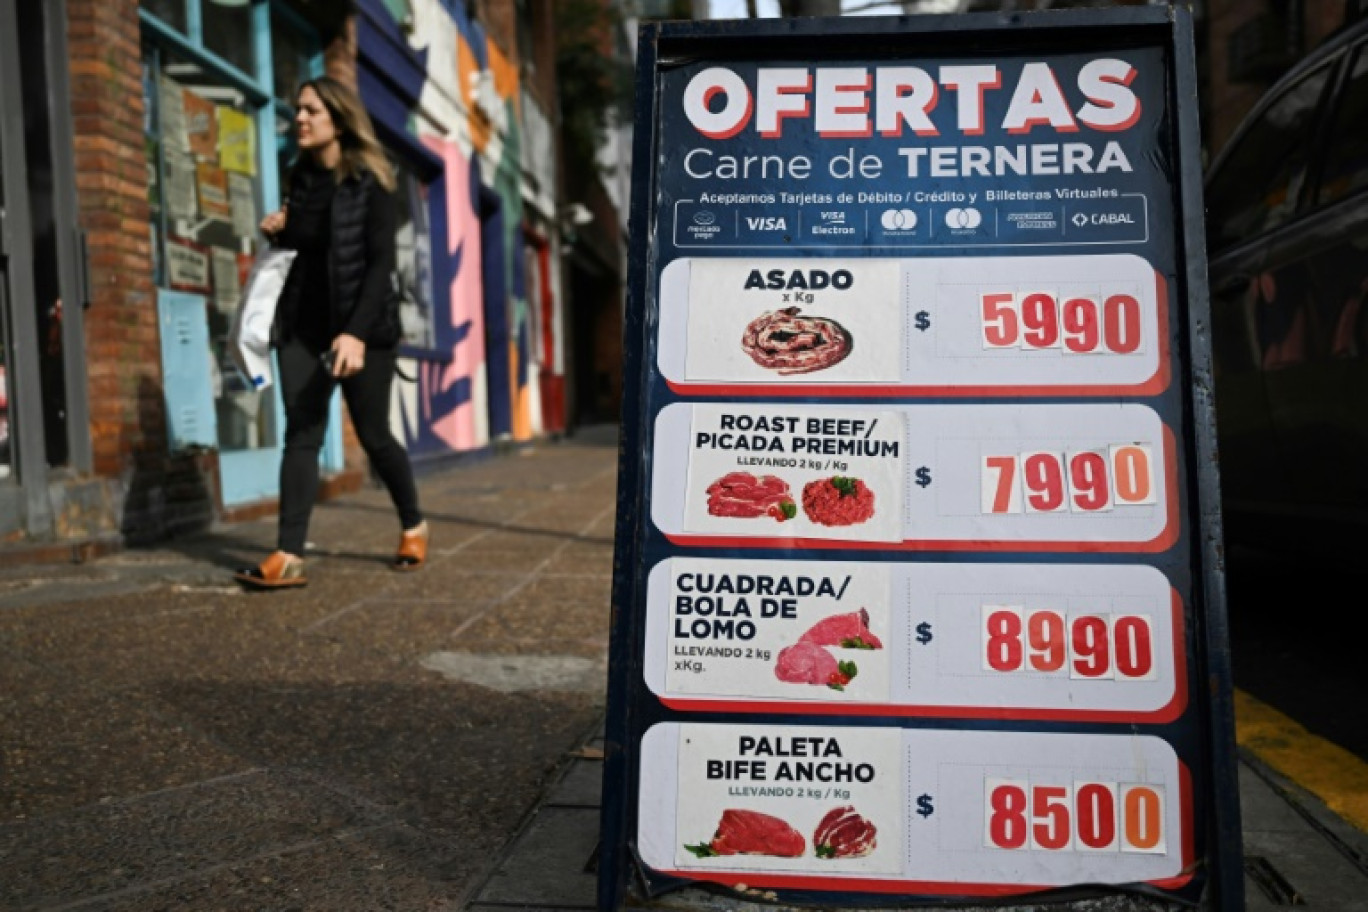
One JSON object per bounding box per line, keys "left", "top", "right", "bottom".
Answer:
{"left": 602, "top": 8, "right": 1240, "bottom": 909}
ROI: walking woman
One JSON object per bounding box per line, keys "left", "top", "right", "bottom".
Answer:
{"left": 236, "top": 76, "right": 427, "bottom": 589}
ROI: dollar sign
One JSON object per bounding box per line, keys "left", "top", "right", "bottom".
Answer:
{"left": 916, "top": 622, "right": 933, "bottom": 645}
{"left": 917, "top": 794, "right": 935, "bottom": 818}
{"left": 915, "top": 310, "right": 931, "bottom": 331}
{"left": 915, "top": 467, "right": 932, "bottom": 488}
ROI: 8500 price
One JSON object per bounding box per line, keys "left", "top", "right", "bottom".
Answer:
{"left": 982, "top": 608, "right": 1157, "bottom": 680}
{"left": 985, "top": 780, "right": 1167, "bottom": 854}
{"left": 981, "top": 445, "right": 1156, "bottom": 514}
{"left": 981, "top": 291, "right": 1143, "bottom": 354}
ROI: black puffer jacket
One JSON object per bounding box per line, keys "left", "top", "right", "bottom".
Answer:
{"left": 275, "top": 162, "right": 400, "bottom": 349}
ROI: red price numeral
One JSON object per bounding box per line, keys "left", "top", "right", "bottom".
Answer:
{"left": 982, "top": 293, "right": 1019, "bottom": 347}
{"left": 1061, "top": 296, "right": 1101, "bottom": 353}
{"left": 983, "top": 609, "right": 1156, "bottom": 681}
{"left": 1020, "top": 293, "right": 1060, "bottom": 348}
{"left": 981, "top": 291, "right": 1145, "bottom": 354}
{"left": 981, "top": 446, "right": 1155, "bottom": 514}
{"left": 1022, "top": 452, "right": 1066, "bottom": 512}
{"left": 1104, "top": 293, "right": 1143, "bottom": 354}
{"left": 986, "top": 781, "right": 1167, "bottom": 853}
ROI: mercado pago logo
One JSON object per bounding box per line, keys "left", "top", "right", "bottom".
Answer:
{"left": 678, "top": 58, "right": 1142, "bottom": 181}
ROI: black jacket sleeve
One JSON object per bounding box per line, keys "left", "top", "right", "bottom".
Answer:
{"left": 343, "top": 178, "right": 397, "bottom": 342}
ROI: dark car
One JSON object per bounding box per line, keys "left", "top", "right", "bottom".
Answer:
{"left": 1205, "top": 18, "right": 1368, "bottom": 555}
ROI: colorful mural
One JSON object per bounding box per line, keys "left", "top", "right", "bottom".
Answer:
{"left": 364, "top": 0, "right": 556, "bottom": 456}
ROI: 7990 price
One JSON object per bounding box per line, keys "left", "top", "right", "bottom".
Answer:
{"left": 981, "top": 290, "right": 1144, "bottom": 354}
{"left": 982, "top": 608, "right": 1157, "bottom": 681}
{"left": 981, "top": 445, "right": 1156, "bottom": 514}
{"left": 985, "top": 779, "right": 1167, "bottom": 854}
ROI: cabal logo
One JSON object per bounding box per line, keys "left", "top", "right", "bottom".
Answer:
{"left": 1073, "top": 211, "right": 1136, "bottom": 226}
{"left": 745, "top": 268, "right": 854, "bottom": 290}
{"left": 693, "top": 210, "right": 717, "bottom": 226}
{"left": 746, "top": 216, "right": 788, "bottom": 230}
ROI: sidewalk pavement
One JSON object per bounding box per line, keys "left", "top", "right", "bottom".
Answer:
{"left": 4, "top": 428, "right": 1367, "bottom": 911}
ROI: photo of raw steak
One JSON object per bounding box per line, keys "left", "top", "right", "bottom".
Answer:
{"left": 802, "top": 475, "right": 876, "bottom": 527}
{"left": 814, "top": 806, "right": 878, "bottom": 859}
{"left": 741, "top": 307, "right": 853, "bottom": 375}
{"left": 773, "top": 642, "right": 857, "bottom": 690}
{"left": 706, "top": 472, "right": 796, "bottom": 521}
{"left": 684, "top": 808, "right": 806, "bottom": 858}
{"left": 798, "top": 608, "right": 884, "bottom": 650}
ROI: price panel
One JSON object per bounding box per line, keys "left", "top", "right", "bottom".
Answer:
{"left": 651, "top": 402, "right": 1176, "bottom": 551}
{"left": 656, "top": 254, "right": 1167, "bottom": 396}
{"left": 644, "top": 560, "right": 1183, "bottom": 721}
{"left": 637, "top": 723, "right": 1191, "bottom": 894}
{"left": 983, "top": 780, "right": 1168, "bottom": 854}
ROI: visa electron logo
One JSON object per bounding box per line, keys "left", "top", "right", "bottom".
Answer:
{"left": 682, "top": 60, "right": 1140, "bottom": 140}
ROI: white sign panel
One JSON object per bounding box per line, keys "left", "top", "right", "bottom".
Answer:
{"left": 639, "top": 723, "right": 1190, "bottom": 892}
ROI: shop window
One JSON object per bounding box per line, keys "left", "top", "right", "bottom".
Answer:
{"left": 142, "top": 0, "right": 186, "bottom": 33}
{"left": 271, "top": 8, "right": 319, "bottom": 106}
{"left": 201, "top": 0, "right": 255, "bottom": 77}
{"left": 143, "top": 43, "right": 280, "bottom": 454}
{"left": 389, "top": 155, "right": 436, "bottom": 351}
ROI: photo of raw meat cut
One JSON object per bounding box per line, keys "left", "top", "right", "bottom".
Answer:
{"left": 801, "top": 475, "right": 875, "bottom": 526}
{"left": 814, "top": 806, "right": 878, "bottom": 859}
{"left": 798, "top": 608, "right": 884, "bottom": 650}
{"left": 741, "top": 306, "right": 853, "bottom": 375}
{"left": 706, "top": 472, "right": 796, "bottom": 521}
{"left": 684, "top": 808, "right": 806, "bottom": 858}
{"left": 773, "top": 642, "right": 858, "bottom": 690}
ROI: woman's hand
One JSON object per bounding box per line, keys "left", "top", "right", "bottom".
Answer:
{"left": 260, "top": 205, "right": 288, "bottom": 236}
{"left": 330, "top": 333, "right": 366, "bottom": 378}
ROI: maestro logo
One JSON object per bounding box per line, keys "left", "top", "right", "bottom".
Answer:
{"left": 881, "top": 209, "right": 918, "bottom": 231}
{"left": 945, "top": 207, "right": 982, "bottom": 230}
{"left": 693, "top": 210, "right": 717, "bottom": 226}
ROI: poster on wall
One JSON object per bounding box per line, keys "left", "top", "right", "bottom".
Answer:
{"left": 218, "top": 107, "right": 257, "bottom": 176}
{"left": 197, "top": 162, "right": 232, "bottom": 220}
{"left": 184, "top": 90, "right": 219, "bottom": 159}
{"left": 600, "top": 9, "right": 1240, "bottom": 912}
{"left": 229, "top": 172, "right": 257, "bottom": 238}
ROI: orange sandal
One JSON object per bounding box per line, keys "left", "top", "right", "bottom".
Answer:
{"left": 234, "top": 551, "right": 307, "bottom": 590}
{"left": 393, "top": 522, "right": 428, "bottom": 571}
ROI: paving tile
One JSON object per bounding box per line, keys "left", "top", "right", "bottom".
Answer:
{"left": 0, "top": 769, "right": 395, "bottom": 909}
{"left": 545, "top": 759, "right": 604, "bottom": 808}
{"left": 82, "top": 824, "right": 473, "bottom": 912}
{"left": 474, "top": 808, "right": 600, "bottom": 907}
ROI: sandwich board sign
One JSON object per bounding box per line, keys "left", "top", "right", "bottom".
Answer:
{"left": 601, "top": 8, "right": 1241, "bottom": 909}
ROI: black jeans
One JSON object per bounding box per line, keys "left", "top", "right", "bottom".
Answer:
{"left": 276, "top": 337, "right": 422, "bottom": 555}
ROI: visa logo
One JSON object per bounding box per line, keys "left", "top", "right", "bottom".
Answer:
{"left": 746, "top": 217, "right": 788, "bottom": 230}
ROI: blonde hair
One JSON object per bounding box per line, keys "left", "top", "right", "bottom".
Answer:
{"left": 300, "top": 76, "right": 395, "bottom": 191}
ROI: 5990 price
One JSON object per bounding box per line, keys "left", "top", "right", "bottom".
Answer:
{"left": 981, "top": 445, "right": 1156, "bottom": 514}
{"left": 985, "top": 779, "right": 1167, "bottom": 854}
{"left": 981, "top": 290, "right": 1144, "bottom": 354}
{"left": 982, "top": 608, "right": 1157, "bottom": 681}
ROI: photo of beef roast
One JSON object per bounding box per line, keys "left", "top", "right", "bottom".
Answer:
{"left": 773, "top": 642, "right": 857, "bottom": 690}
{"left": 741, "top": 307, "right": 853, "bottom": 375}
{"left": 814, "top": 806, "right": 878, "bottom": 859}
{"left": 801, "top": 475, "right": 876, "bottom": 527}
{"left": 706, "top": 472, "right": 796, "bottom": 521}
{"left": 798, "top": 608, "right": 884, "bottom": 650}
{"left": 684, "top": 808, "right": 806, "bottom": 858}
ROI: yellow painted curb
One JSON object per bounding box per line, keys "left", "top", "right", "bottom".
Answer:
{"left": 1235, "top": 689, "right": 1368, "bottom": 833}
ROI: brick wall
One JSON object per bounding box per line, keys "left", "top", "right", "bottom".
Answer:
{"left": 66, "top": 0, "right": 162, "bottom": 478}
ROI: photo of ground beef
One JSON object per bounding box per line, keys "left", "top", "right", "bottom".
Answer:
{"left": 741, "top": 307, "right": 853, "bottom": 375}
{"left": 706, "top": 472, "right": 796, "bottom": 521}
{"left": 801, "top": 476, "right": 876, "bottom": 527}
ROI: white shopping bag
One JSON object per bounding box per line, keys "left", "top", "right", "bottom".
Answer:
{"left": 228, "top": 248, "right": 296, "bottom": 391}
